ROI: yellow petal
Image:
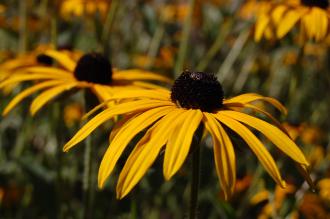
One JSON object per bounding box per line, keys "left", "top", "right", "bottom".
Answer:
{"left": 219, "top": 110, "right": 308, "bottom": 165}
{"left": 97, "top": 106, "right": 174, "bottom": 188}
{"left": 255, "top": 13, "right": 270, "bottom": 41}
{"left": 276, "top": 8, "right": 305, "bottom": 38}
{"left": 225, "top": 102, "right": 290, "bottom": 137}
{"left": 204, "top": 113, "right": 236, "bottom": 200}
{"left": 116, "top": 109, "right": 184, "bottom": 199}
{"left": 271, "top": 5, "right": 288, "bottom": 25}
{"left": 131, "top": 81, "right": 171, "bottom": 90}
{"left": 163, "top": 109, "right": 203, "bottom": 180}
{"left": 113, "top": 69, "right": 172, "bottom": 83}
{"left": 30, "top": 82, "right": 78, "bottom": 115}
{"left": 0, "top": 74, "right": 66, "bottom": 89}
{"left": 81, "top": 88, "right": 171, "bottom": 119}
{"left": 24, "top": 67, "right": 73, "bottom": 78}
{"left": 215, "top": 114, "right": 286, "bottom": 187}
{"left": 224, "top": 93, "right": 287, "bottom": 115}
{"left": 63, "top": 99, "right": 172, "bottom": 152}
{"left": 44, "top": 50, "right": 76, "bottom": 71}
{"left": 2, "top": 80, "right": 63, "bottom": 116}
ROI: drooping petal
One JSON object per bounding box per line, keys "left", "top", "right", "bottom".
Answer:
{"left": 219, "top": 110, "right": 308, "bottom": 165}
{"left": 2, "top": 80, "right": 64, "bottom": 116}
{"left": 224, "top": 93, "right": 287, "bottom": 115}
{"left": 255, "top": 13, "right": 270, "bottom": 41}
{"left": 116, "top": 109, "right": 184, "bottom": 199}
{"left": 81, "top": 88, "right": 172, "bottom": 119}
{"left": 30, "top": 82, "right": 78, "bottom": 115}
{"left": 215, "top": 114, "right": 286, "bottom": 187}
{"left": 44, "top": 50, "right": 76, "bottom": 71}
{"left": 204, "top": 113, "right": 236, "bottom": 200}
{"left": 23, "top": 67, "right": 73, "bottom": 78}
{"left": 97, "top": 106, "right": 175, "bottom": 188}
{"left": 276, "top": 8, "right": 306, "bottom": 38}
{"left": 0, "top": 74, "right": 67, "bottom": 89}
{"left": 225, "top": 102, "right": 290, "bottom": 136}
{"left": 163, "top": 109, "right": 203, "bottom": 180}
{"left": 271, "top": 5, "right": 288, "bottom": 25}
{"left": 63, "top": 99, "right": 172, "bottom": 152}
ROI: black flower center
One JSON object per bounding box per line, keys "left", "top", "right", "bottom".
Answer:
{"left": 36, "top": 54, "right": 53, "bottom": 66}
{"left": 74, "top": 53, "right": 112, "bottom": 85}
{"left": 171, "top": 71, "right": 224, "bottom": 112}
{"left": 301, "top": 0, "right": 329, "bottom": 8}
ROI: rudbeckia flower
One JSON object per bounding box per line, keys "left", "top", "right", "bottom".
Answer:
{"left": 60, "top": 0, "right": 109, "bottom": 19}
{"left": 64, "top": 70, "right": 310, "bottom": 200}
{"left": 0, "top": 50, "right": 171, "bottom": 116}
{"left": 0, "top": 45, "right": 53, "bottom": 80}
{"left": 255, "top": 0, "right": 330, "bottom": 42}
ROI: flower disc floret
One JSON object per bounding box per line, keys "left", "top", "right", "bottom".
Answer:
{"left": 301, "top": 0, "right": 328, "bottom": 8}
{"left": 171, "top": 70, "right": 224, "bottom": 112}
{"left": 74, "top": 53, "right": 112, "bottom": 85}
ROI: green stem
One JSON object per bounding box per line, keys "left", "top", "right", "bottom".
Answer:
{"left": 19, "top": 0, "right": 28, "bottom": 53}
{"left": 189, "top": 145, "right": 201, "bottom": 219}
{"left": 196, "top": 20, "right": 233, "bottom": 71}
{"left": 101, "top": 0, "right": 119, "bottom": 55}
{"left": 82, "top": 91, "right": 97, "bottom": 219}
{"left": 145, "top": 24, "right": 165, "bottom": 69}
{"left": 216, "top": 29, "right": 250, "bottom": 82}
{"left": 83, "top": 135, "right": 93, "bottom": 219}
{"left": 174, "top": 0, "right": 195, "bottom": 77}
{"left": 189, "top": 125, "right": 203, "bottom": 219}
{"left": 49, "top": 0, "right": 59, "bottom": 48}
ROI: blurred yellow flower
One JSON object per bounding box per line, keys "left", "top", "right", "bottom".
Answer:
{"left": 64, "top": 103, "right": 84, "bottom": 127}
{"left": 0, "top": 45, "right": 54, "bottom": 93}
{"left": 64, "top": 70, "right": 309, "bottom": 200}
{"left": 60, "top": 0, "right": 109, "bottom": 19}
{"left": 255, "top": 0, "right": 330, "bottom": 42}
{"left": 0, "top": 50, "right": 171, "bottom": 116}
{"left": 251, "top": 184, "right": 296, "bottom": 219}
{"left": 318, "top": 178, "right": 330, "bottom": 202}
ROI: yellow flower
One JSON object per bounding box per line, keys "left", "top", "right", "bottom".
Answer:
{"left": 64, "top": 70, "right": 309, "bottom": 200}
{"left": 0, "top": 45, "right": 55, "bottom": 93}
{"left": 255, "top": 0, "right": 330, "bottom": 42}
{"left": 60, "top": 0, "right": 109, "bottom": 19}
{"left": 64, "top": 102, "right": 84, "bottom": 127}
{"left": 318, "top": 178, "right": 330, "bottom": 203}
{"left": 251, "top": 184, "right": 296, "bottom": 219}
{"left": 0, "top": 50, "right": 171, "bottom": 116}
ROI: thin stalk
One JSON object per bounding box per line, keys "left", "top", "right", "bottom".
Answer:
{"left": 19, "top": 0, "right": 28, "bottom": 53}
{"left": 189, "top": 145, "right": 201, "bottom": 219}
{"left": 82, "top": 91, "right": 97, "bottom": 219}
{"left": 83, "top": 135, "right": 93, "bottom": 219}
{"left": 101, "top": 0, "right": 119, "bottom": 54}
{"left": 196, "top": 20, "right": 233, "bottom": 71}
{"left": 174, "top": 0, "right": 195, "bottom": 77}
{"left": 217, "top": 29, "right": 250, "bottom": 82}
{"left": 189, "top": 125, "right": 203, "bottom": 219}
{"left": 53, "top": 103, "right": 64, "bottom": 219}
{"left": 145, "top": 24, "right": 165, "bottom": 69}
{"left": 49, "top": 0, "right": 59, "bottom": 48}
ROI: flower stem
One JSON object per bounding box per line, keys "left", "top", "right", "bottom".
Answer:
{"left": 82, "top": 91, "right": 97, "bottom": 219}
{"left": 189, "top": 125, "right": 203, "bottom": 219}
{"left": 83, "top": 135, "right": 93, "bottom": 219}
{"left": 18, "top": 0, "right": 28, "bottom": 53}
{"left": 196, "top": 19, "right": 233, "bottom": 71}
{"left": 189, "top": 144, "right": 200, "bottom": 219}
{"left": 174, "top": 0, "right": 195, "bottom": 78}
{"left": 101, "top": 0, "right": 119, "bottom": 55}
